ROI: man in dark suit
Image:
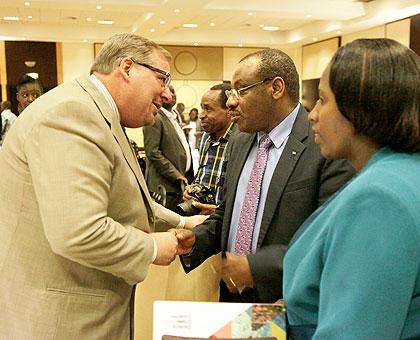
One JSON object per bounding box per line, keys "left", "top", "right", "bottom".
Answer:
{"left": 144, "top": 85, "right": 194, "bottom": 213}
{"left": 181, "top": 48, "right": 355, "bottom": 303}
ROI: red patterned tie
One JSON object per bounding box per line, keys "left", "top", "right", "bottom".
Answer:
{"left": 235, "top": 135, "right": 273, "bottom": 255}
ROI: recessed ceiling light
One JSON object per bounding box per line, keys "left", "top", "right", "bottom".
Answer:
{"left": 193, "top": 42, "right": 198, "bottom": 46}
{"left": 174, "top": 9, "right": 180, "bottom": 13}
{"left": 247, "top": 12, "right": 253, "bottom": 16}
{"left": 97, "top": 19, "right": 113, "bottom": 25}
{"left": 209, "top": 22, "right": 215, "bottom": 27}
{"left": 306, "top": 14, "right": 312, "bottom": 18}
{"left": 3, "top": 16, "right": 19, "bottom": 21}
{"left": 96, "top": 5, "right": 102, "bottom": 10}
{"left": 183, "top": 23, "right": 198, "bottom": 28}
{"left": 27, "top": 15, "right": 32, "bottom": 19}
{"left": 24, "top": 2, "right": 30, "bottom": 6}
{"left": 238, "top": 43, "right": 243, "bottom": 47}
{"left": 337, "top": 30, "right": 342, "bottom": 35}
{"left": 259, "top": 24, "right": 264, "bottom": 28}
{"left": 86, "top": 17, "right": 92, "bottom": 21}
{"left": 83, "top": 39, "right": 88, "bottom": 43}
{"left": 263, "top": 26, "right": 279, "bottom": 31}
{"left": 150, "top": 28, "right": 155, "bottom": 32}
{"left": 313, "top": 37, "right": 318, "bottom": 41}
{"left": 160, "top": 20, "right": 165, "bottom": 25}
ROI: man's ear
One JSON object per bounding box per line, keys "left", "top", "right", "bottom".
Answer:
{"left": 271, "top": 76, "right": 286, "bottom": 99}
{"left": 119, "top": 57, "right": 134, "bottom": 79}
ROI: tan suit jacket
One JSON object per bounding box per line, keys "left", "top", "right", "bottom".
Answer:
{"left": 0, "top": 75, "right": 179, "bottom": 339}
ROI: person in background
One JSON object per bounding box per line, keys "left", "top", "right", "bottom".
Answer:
{"left": 283, "top": 38, "right": 420, "bottom": 339}
{"left": 0, "top": 101, "right": 17, "bottom": 147}
{"left": 143, "top": 85, "right": 194, "bottom": 213}
{"left": 182, "top": 83, "right": 237, "bottom": 215}
{"left": 173, "top": 101, "right": 186, "bottom": 126}
{"left": 183, "top": 107, "right": 200, "bottom": 172}
{"left": 16, "top": 74, "right": 44, "bottom": 114}
{"left": 180, "top": 48, "right": 355, "bottom": 303}
{"left": 0, "top": 33, "right": 196, "bottom": 339}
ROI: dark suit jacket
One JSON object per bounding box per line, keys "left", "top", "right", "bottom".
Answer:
{"left": 183, "top": 105, "right": 355, "bottom": 302}
{"left": 143, "top": 109, "right": 194, "bottom": 194}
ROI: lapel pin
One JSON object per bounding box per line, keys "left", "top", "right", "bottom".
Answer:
{"left": 292, "top": 151, "right": 297, "bottom": 156}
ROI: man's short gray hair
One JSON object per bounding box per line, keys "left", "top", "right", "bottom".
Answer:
{"left": 90, "top": 33, "right": 171, "bottom": 74}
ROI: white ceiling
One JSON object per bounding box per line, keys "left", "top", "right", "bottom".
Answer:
{"left": 0, "top": 0, "right": 419, "bottom": 47}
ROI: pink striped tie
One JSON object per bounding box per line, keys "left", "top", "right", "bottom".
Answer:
{"left": 235, "top": 135, "right": 272, "bottom": 255}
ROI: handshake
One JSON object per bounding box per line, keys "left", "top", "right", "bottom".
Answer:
{"left": 151, "top": 228, "right": 197, "bottom": 266}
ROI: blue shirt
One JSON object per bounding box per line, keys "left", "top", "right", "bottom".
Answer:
{"left": 194, "top": 123, "right": 235, "bottom": 205}
{"left": 284, "top": 148, "right": 420, "bottom": 339}
{"left": 227, "top": 104, "right": 300, "bottom": 253}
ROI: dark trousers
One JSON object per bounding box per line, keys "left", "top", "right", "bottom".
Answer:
{"left": 219, "top": 280, "right": 260, "bottom": 303}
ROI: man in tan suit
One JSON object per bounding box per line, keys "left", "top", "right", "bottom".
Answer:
{"left": 0, "top": 34, "right": 196, "bottom": 339}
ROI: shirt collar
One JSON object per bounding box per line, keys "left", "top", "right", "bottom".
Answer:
{"left": 258, "top": 103, "right": 300, "bottom": 149}
{"left": 209, "top": 122, "right": 235, "bottom": 143}
{"left": 161, "top": 107, "right": 175, "bottom": 119}
{"left": 89, "top": 74, "right": 120, "bottom": 122}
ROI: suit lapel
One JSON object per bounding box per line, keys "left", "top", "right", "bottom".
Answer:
{"left": 76, "top": 76, "right": 155, "bottom": 221}
{"left": 257, "top": 106, "right": 309, "bottom": 248}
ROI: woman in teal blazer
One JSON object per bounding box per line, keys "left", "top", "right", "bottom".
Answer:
{"left": 283, "top": 39, "right": 420, "bottom": 339}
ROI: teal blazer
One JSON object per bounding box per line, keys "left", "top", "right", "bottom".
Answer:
{"left": 284, "top": 148, "right": 420, "bottom": 339}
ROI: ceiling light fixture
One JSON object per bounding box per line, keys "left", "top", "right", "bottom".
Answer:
{"left": 263, "top": 26, "right": 279, "bottom": 31}
{"left": 150, "top": 28, "right": 155, "bottom": 32}
{"left": 209, "top": 22, "right": 215, "bottom": 27}
{"left": 27, "top": 15, "right": 32, "bottom": 19}
{"left": 247, "top": 12, "right": 253, "bottom": 16}
{"left": 183, "top": 23, "right": 198, "bottom": 28}
{"left": 24, "top": 60, "right": 36, "bottom": 67}
{"left": 160, "top": 20, "right": 165, "bottom": 24}
{"left": 337, "top": 30, "right": 342, "bottom": 35}
{"left": 306, "top": 14, "right": 312, "bottom": 18}
{"left": 258, "top": 24, "right": 264, "bottom": 28}
{"left": 97, "top": 20, "right": 113, "bottom": 25}
{"left": 174, "top": 9, "right": 180, "bottom": 13}
{"left": 3, "top": 16, "right": 20, "bottom": 21}
{"left": 86, "top": 17, "right": 92, "bottom": 21}
{"left": 193, "top": 42, "right": 198, "bottom": 46}
{"left": 83, "top": 39, "right": 88, "bottom": 43}
{"left": 24, "top": 2, "right": 30, "bottom": 6}
{"left": 238, "top": 43, "right": 243, "bottom": 47}
{"left": 313, "top": 37, "right": 318, "bottom": 41}
{"left": 96, "top": 5, "right": 102, "bottom": 10}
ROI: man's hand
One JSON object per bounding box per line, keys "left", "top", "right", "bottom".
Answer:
{"left": 192, "top": 201, "right": 217, "bottom": 215}
{"left": 171, "top": 228, "right": 196, "bottom": 255}
{"left": 176, "top": 175, "right": 189, "bottom": 187}
{"left": 182, "top": 185, "right": 193, "bottom": 201}
{"left": 221, "top": 252, "right": 254, "bottom": 294}
{"left": 184, "top": 214, "right": 208, "bottom": 229}
{"left": 150, "top": 231, "right": 178, "bottom": 265}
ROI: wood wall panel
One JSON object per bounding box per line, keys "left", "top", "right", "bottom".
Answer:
{"left": 410, "top": 13, "right": 420, "bottom": 55}
{"left": 163, "top": 46, "right": 223, "bottom": 80}
{"left": 5, "top": 41, "right": 57, "bottom": 113}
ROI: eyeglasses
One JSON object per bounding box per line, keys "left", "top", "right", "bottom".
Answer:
{"left": 132, "top": 60, "right": 171, "bottom": 88}
{"left": 225, "top": 77, "right": 275, "bottom": 99}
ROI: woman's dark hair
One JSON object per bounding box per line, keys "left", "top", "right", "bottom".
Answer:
{"left": 329, "top": 38, "right": 420, "bottom": 152}
{"left": 16, "top": 74, "right": 44, "bottom": 93}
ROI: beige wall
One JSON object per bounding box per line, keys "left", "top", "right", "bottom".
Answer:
{"left": 341, "top": 25, "right": 386, "bottom": 45}
{"left": 61, "top": 42, "right": 94, "bottom": 82}
{"left": 302, "top": 38, "right": 339, "bottom": 80}
{"left": 386, "top": 18, "right": 411, "bottom": 46}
